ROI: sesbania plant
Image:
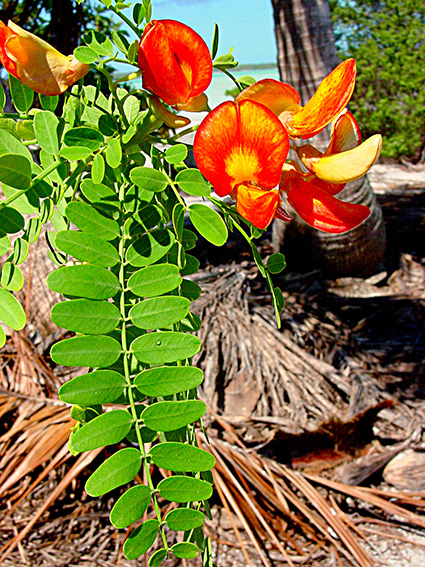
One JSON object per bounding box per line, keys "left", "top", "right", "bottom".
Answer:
{"left": 0, "top": 0, "right": 382, "bottom": 564}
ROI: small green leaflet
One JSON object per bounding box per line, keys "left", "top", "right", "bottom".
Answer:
{"left": 134, "top": 366, "right": 204, "bottom": 397}
{"left": 126, "top": 229, "right": 175, "bottom": 267}
{"left": 59, "top": 370, "right": 126, "bottom": 405}
{"left": 63, "top": 127, "right": 103, "bottom": 151}
{"left": 127, "top": 264, "right": 182, "bottom": 298}
{"left": 0, "top": 288, "right": 26, "bottom": 330}
{"left": 129, "top": 296, "right": 190, "bottom": 329}
{"left": 39, "top": 93, "right": 59, "bottom": 112}
{"left": 157, "top": 476, "right": 213, "bottom": 503}
{"left": 92, "top": 154, "right": 105, "bottom": 184}
{"left": 131, "top": 332, "right": 201, "bottom": 364}
{"left": 50, "top": 335, "right": 121, "bottom": 368}
{"left": 51, "top": 299, "right": 121, "bottom": 335}
{"left": 141, "top": 400, "right": 206, "bottom": 431}
{"left": 13, "top": 238, "right": 29, "bottom": 264}
{"left": 65, "top": 201, "right": 119, "bottom": 241}
{"left": 189, "top": 204, "right": 228, "bottom": 246}
{"left": 74, "top": 46, "right": 98, "bottom": 64}
{"left": 149, "top": 442, "right": 215, "bottom": 472}
{"left": 130, "top": 167, "right": 168, "bottom": 193}
{"left": 9, "top": 75, "right": 34, "bottom": 113}
{"left": 123, "top": 519, "right": 159, "bottom": 561}
{"left": 165, "top": 508, "right": 205, "bottom": 531}
{"left": 148, "top": 549, "right": 167, "bottom": 567}
{"left": 165, "top": 144, "right": 188, "bottom": 165}
{"left": 171, "top": 542, "right": 199, "bottom": 559}
{"left": 0, "top": 154, "right": 32, "bottom": 189}
{"left": 55, "top": 230, "right": 119, "bottom": 267}
{"left": 46, "top": 265, "right": 120, "bottom": 300}
{"left": 267, "top": 252, "right": 286, "bottom": 274}
{"left": 110, "top": 484, "right": 152, "bottom": 529}
{"left": 85, "top": 448, "right": 142, "bottom": 497}
{"left": 33, "top": 111, "right": 59, "bottom": 155}
{"left": 71, "top": 410, "right": 133, "bottom": 452}
{"left": 1, "top": 263, "right": 23, "bottom": 291}
{"left": 176, "top": 169, "right": 210, "bottom": 197}
{"left": 105, "top": 137, "right": 122, "bottom": 169}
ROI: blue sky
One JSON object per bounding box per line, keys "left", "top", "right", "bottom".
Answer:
{"left": 149, "top": 0, "right": 277, "bottom": 64}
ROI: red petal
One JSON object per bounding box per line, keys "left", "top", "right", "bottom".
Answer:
{"left": 325, "top": 109, "right": 361, "bottom": 155}
{"left": 289, "top": 59, "right": 356, "bottom": 139}
{"left": 194, "top": 99, "right": 289, "bottom": 197}
{"left": 138, "top": 20, "right": 212, "bottom": 107}
{"left": 0, "top": 22, "right": 18, "bottom": 77}
{"left": 286, "top": 175, "right": 370, "bottom": 233}
{"left": 236, "top": 78, "right": 301, "bottom": 118}
{"left": 236, "top": 183, "right": 279, "bottom": 229}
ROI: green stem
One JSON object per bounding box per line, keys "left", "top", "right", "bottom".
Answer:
{"left": 168, "top": 124, "right": 199, "bottom": 143}
{"left": 165, "top": 174, "right": 186, "bottom": 207}
{"left": 0, "top": 112, "right": 32, "bottom": 120}
{"left": 219, "top": 68, "right": 242, "bottom": 91}
{"left": 97, "top": 67, "right": 130, "bottom": 129}
{"left": 108, "top": 4, "right": 143, "bottom": 37}
{"left": 117, "top": 183, "right": 168, "bottom": 551}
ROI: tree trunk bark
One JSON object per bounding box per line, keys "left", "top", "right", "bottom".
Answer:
{"left": 271, "top": 0, "right": 387, "bottom": 277}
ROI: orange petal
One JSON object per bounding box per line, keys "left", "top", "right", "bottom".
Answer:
{"left": 236, "top": 78, "right": 301, "bottom": 119}
{"left": 298, "top": 134, "right": 382, "bottom": 183}
{"left": 148, "top": 95, "right": 191, "bottom": 128}
{"left": 0, "top": 22, "right": 18, "bottom": 76}
{"left": 281, "top": 160, "right": 346, "bottom": 196}
{"left": 286, "top": 176, "right": 370, "bottom": 233}
{"left": 288, "top": 59, "right": 356, "bottom": 139}
{"left": 138, "top": 20, "right": 212, "bottom": 107}
{"left": 194, "top": 99, "right": 289, "bottom": 197}
{"left": 325, "top": 109, "right": 361, "bottom": 155}
{"left": 236, "top": 183, "right": 279, "bottom": 229}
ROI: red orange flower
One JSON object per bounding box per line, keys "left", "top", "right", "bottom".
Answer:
{"left": 138, "top": 20, "right": 212, "bottom": 113}
{"left": 194, "top": 99, "right": 289, "bottom": 229}
{"left": 0, "top": 21, "right": 89, "bottom": 96}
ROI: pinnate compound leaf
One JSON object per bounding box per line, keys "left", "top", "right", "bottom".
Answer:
{"left": 134, "top": 366, "right": 203, "bottom": 397}
{"left": 165, "top": 508, "right": 205, "bottom": 531}
{"left": 51, "top": 299, "right": 120, "bottom": 335}
{"left": 46, "top": 265, "right": 120, "bottom": 300}
{"left": 85, "top": 448, "right": 142, "bottom": 497}
{"left": 0, "top": 288, "right": 26, "bottom": 330}
{"left": 59, "top": 370, "right": 126, "bottom": 405}
{"left": 131, "top": 332, "right": 201, "bottom": 364}
{"left": 128, "top": 264, "right": 181, "bottom": 297}
{"left": 157, "top": 476, "right": 213, "bottom": 503}
{"left": 171, "top": 542, "right": 199, "bottom": 559}
{"left": 149, "top": 442, "right": 215, "bottom": 472}
{"left": 129, "top": 296, "right": 190, "bottom": 329}
{"left": 130, "top": 167, "right": 168, "bottom": 192}
{"left": 50, "top": 335, "right": 121, "bottom": 367}
{"left": 65, "top": 201, "right": 119, "bottom": 241}
{"left": 123, "top": 519, "right": 159, "bottom": 561}
{"left": 141, "top": 400, "right": 206, "bottom": 431}
{"left": 176, "top": 169, "right": 210, "bottom": 196}
{"left": 55, "top": 230, "right": 119, "bottom": 267}
{"left": 110, "top": 484, "right": 151, "bottom": 529}
{"left": 126, "top": 229, "right": 175, "bottom": 267}
{"left": 189, "top": 204, "right": 228, "bottom": 246}
{"left": 72, "top": 409, "right": 133, "bottom": 452}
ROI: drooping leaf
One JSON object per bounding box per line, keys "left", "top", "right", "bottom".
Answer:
{"left": 50, "top": 335, "right": 122, "bottom": 367}
{"left": 180, "top": 279, "right": 202, "bottom": 301}
{"left": 157, "top": 476, "right": 213, "bottom": 503}
{"left": 39, "top": 93, "right": 59, "bottom": 111}
{"left": 0, "top": 288, "right": 26, "bottom": 330}
{"left": 129, "top": 296, "right": 190, "bottom": 329}
{"left": 72, "top": 409, "right": 133, "bottom": 452}
{"left": 141, "top": 400, "right": 206, "bottom": 431}
{"left": 123, "top": 519, "right": 159, "bottom": 561}
{"left": 55, "top": 230, "right": 119, "bottom": 267}
{"left": 134, "top": 366, "right": 203, "bottom": 397}
{"left": 110, "top": 484, "right": 151, "bottom": 529}
{"left": 165, "top": 508, "right": 205, "bottom": 531}
{"left": 0, "top": 235, "right": 10, "bottom": 255}
{"left": 85, "top": 448, "right": 142, "bottom": 497}
{"left": 51, "top": 299, "right": 121, "bottom": 335}
{"left": 59, "top": 370, "right": 126, "bottom": 405}
{"left": 181, "top": 254, "right": 200, "bottom": 276}
{"left": 46, "top": 265, "right": 120, "bottom": 299}
{"left": 126, "top": 229, "right": 175, "bottom": 267}
{"left": 0, "top": 129, "right": 33, "bottom": 162}
{"left": 189, "top": 204, "right": 228, "bottom": 246}
{"left": 127, "top": 264, "right": 182, "bottom": 297}
{"left": 131, "top": 332, "right": 201, "bottom": 364}
{"left": 65, "top": 201, "right": 119, "bottom": 241}
{"left": 149, "top": 442, "right": 215, "bottom": 472}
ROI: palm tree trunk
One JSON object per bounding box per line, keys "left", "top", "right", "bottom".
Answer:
{"left": 271, "top": 0, "right": 386, "bottom": 277}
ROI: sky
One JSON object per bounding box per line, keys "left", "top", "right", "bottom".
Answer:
{"left": 148, "top": 0, "right": 277, "bottom": 65}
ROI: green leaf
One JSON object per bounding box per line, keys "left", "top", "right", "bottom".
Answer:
{"left": 25, "top": 217, "right": 41, "bottom": 243}
{"left": 172, "top": 203, "right": 185, "bottom": 241}
{"left": 181, "top": 254, "right": 199, "bottom": 276}
{"left": 213, "top": 52, "right": 238, "bottom": 69}
{"left": 63, "top": 127, "right": 103, "bottom": 151}
{"left": 33, "top": 111, "right": 59, "bottom": 155}
{"left": 50, "top": 335, "right": 121, "bottom": 367}
{"left": 176, "top": 169, "right": 211, "bottom": 197}
{"left": 165, "top": 508, "right": 205, "bottom": 531}
{"left": 83, "top": 30, "right": 114, "bottom": 56}
{"left": 0, "top": 235, "right": 10, "bottom": 255}
{"left": 130, "top": 167, "right": 168, "bottom": 193}
{"left": 267, "top": 253, "right": 286, "bottom": 274}
{"left": 92, "top": 153, "right": 105, "bottom": 184}
{"left": 39, "top": 93, "right": 59, "bottom": 112}
{"left": 55, "top": 230, "right": 119, "bottom": 267}
{"left": 189, "top": 204, "right": 228, "bottom": 246}
{"left": 51, "top": 299, "right": 120, "bottom": 335}
{"left": 105, "top": 137, "right": 122, "bottom": 169}
{"left": 273, "top": 286, "right": 285, "bottom": 313}
{"left": 39, "top": 199, "right": 54, "bottom": 224}
{"left": 141, "top": 400, "right": 206, "bottom": 431}
{"left": 110, "top": 484, "right": 151, "bottom": 529}
{"left": 134, "top": 366, "right": 203, "bottom": 397}
{"left": 126, "top": 229, "right": 175, "bottom": 267}
{"left": 111, "top": 31, "right": 130, "bottom": 54}
{"left": 0, "top": 325, "right": 5, "bottom": 348}
{"left": 85, "top": 448, "right": 142, "bottom": 497}
{"left": 1, "top": 263, "right": 23, "bottom": 291}
{"left": 0, "top": 129, "right": 33, "bottom": 162}
{"left": 16, "top": 119, "right": 35, "bottom": 140}
{"left": 72, "top": 409, "right": 133, "bottom": 452}
{"left": 129, "top": 296, "right": 190, "bottom": 329}
{"left": 124, "top": 95, "right": 140, "bottom": 124}
{"left": 171, "top": 542, "right": 199, "bottom": 559}
{"left": 123, "top": 519, "right": 159, "bottom": 561}
{"left": 0, "top": 288, "right": 26, "bottom": 330}
{"left": 59, "top": 370, "right": 126, "bottom": 405}
{"left": 46, "top": 265, "right": 120, "bottom": 299}
{"left": 59, "top": 146, "right": 93, "bottom": 161}
{"left": 0, "top": 154, "right": 32, "bottom": 189}
{"left": 74, "top": 46, "right": 98, "bottom": 64}
{"left": 9, "top": 75, "right": 34, "bottom": 113}
{"left": 128, "top": 264, "right": 182, "bottom": 297}
{"left": 182, "top": 229, "right": 197, "bottom": 251}
{"left": 65, "top": 201, "right": 119, "bottom": 241}
{"left": 149, "top": 442, "right": 215, "bottom": 472}
{"left": 98, "top": 114, "right": 118, "bottom": 136}
{"left": 180, "top": 279, "right": 202, "bottom": 301}
{"left": 133, "top": 3, "right": 146, "bottom": 24}
{"left": 13, "top": 237, "right": 29, "bottom": 264}
{"left": 157, "top": 476, "right": 213, "bottom": 503}
{"left": 80, "top": 178, "right": 118, "bottom": 206}
{"left": 148, "top": 548, "right": 167, "bottom": 567}
{"left": 0, "top": 83, "right": 5, "bottom": 111}
{"left": 165, "top": 144, "right": 188, "bottom": 165}
{"left": 131, "top": 331, "right": 201, "bottom": 364}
